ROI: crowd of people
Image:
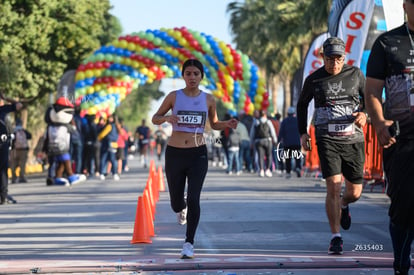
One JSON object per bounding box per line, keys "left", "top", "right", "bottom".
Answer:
{"left": 208, "top": 107, "right": 303, "bottom": 179}
{"left": 2, "top": 97, "right": 171, "bottom": 190}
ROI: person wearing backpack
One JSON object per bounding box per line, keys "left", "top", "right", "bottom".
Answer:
{"left": 11, "top": 118, "right": 32, "bottom": 183}
{"left": 250, "top": 110, "right": 277, "bottom": 177}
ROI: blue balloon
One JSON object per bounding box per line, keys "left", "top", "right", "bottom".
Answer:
{"left": 75, "top": 80, "right": 86, "bottom": 89}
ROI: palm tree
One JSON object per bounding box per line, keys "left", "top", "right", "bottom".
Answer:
{"left": 227, "top": 0, "right": 331, "bottom": 116}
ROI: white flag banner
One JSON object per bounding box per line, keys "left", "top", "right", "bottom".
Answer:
{"left": 302, "top": 33, "right": 330, "bottom": 86}
{"left": 382, "top": 0, "right": 404, "bottom": 30}
{"left": 336, "top": 0, "right": 375, "bottom": 68}
{"left": 302, "top": 33, "right": 330, "bottom": 129}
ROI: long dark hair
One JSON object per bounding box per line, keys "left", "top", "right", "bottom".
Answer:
{"left": 181, "top": 59, "right": 204, "bottom": 78}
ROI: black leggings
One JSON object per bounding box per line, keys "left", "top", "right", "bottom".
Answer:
{"left": 165, "top": 145, "right": 208, "bottom": 244}
{"left": 255, "top": 138, "right": 273, "bottom": 170}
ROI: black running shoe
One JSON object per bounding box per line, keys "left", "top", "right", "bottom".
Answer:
{"left": 340, "top": 206, "right": 351, "bottom": 230}
{"left": 328, "top": 236, "right": 343, "bottom": 255}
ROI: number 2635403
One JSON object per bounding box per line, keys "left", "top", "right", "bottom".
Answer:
{"left": 353, "top": 244, "right": 383, "bottom": 251}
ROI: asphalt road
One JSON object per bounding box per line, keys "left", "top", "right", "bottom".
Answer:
{"left": 0, "top": 154, "right": 404, "bottom": 275}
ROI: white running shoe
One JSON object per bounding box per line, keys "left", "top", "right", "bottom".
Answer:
{"left": 180, "top": 242, "right": 194, "bottom": 259}
{"left": 114, "top": 174, "right": 120, "bottom": 181}
{"left": 100, "top": 174, "right": 106, "bottom": 180}
{"left": 259, "top": 170, "right": 265, "bottom": 177}
{"left": 265, "top": 169, "right": 272, "bottom": 177}
{"left": 177, "top": 207, "right": 187, "bottom": 225}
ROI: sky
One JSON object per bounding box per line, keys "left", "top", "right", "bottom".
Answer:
{"left": 109, "top": 0, "right": 237, "bottom": 118}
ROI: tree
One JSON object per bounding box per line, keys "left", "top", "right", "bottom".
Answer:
{"left": 227, "top": 0, "right": 331, "bottom": 116}
{"left": 0, "top": 0, "right": 121, "bottom": 127}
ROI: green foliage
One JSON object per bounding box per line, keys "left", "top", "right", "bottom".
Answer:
{"left": 0, "top": 0, "right": 121, "bottom": 134}
{"left": 0, "top": 0, "right": 121, "bottom": 100}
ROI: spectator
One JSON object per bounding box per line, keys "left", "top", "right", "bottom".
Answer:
{"left": 135, "top": 119, "right": 151, "bottom": 168}
{"left": 98, "top": 114, "right": 120, "bottom": 181}
{"left": 270, "top": 113, "right": 284, "bottom": 174}
{"left": 278, "top": 107, "right": 302, "bottom": 178}
{"left": 236, "top": 118, "right": 253, "bottom": 173}
{"left": 250, "top": 110, "right": 277, "bottom": 177}
{"left": 11, "top": 118, "right": 32, "bottom": 183}
{"left": 116, "top": 117, "right": 129, "bottom": 175}
{"left": 0, "top": 97, "right": 23, "bottom": 204}
{"left": 82, "top": 113, "right": 98, "bottom": 177}
{"left": 70, "top": 106, "right": 83, "bottom": 174}
{"left": 226, "top": 124, "right": 241, "bottom": 175}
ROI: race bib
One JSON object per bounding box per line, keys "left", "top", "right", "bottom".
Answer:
{"left": 177, "top": 111, "right": 206, "bottom": 128}
{"left": 328, "top": 122, "right": 354, "bottom": 136}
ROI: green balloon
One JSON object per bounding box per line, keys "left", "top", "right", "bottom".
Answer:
{"left": 105, "top": 54, "right": 114, "bottom": 62}
{"left": 146, "top": 32, "right": 154, "bottom": 41}
{"left": 153, "top": 37, "right": 162, "bottom": 46}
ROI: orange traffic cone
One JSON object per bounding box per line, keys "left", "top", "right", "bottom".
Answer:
{"left": 149, "top": 159, "right": 156, "bottom": 175}
{"left": 145, "top": 180, "right": 156, "bottom": 215}
{"left": 150, "top": 171, "right": 159, "bottom": 202}
{"left": 143, "top": 189, "right": 155, "bottom": 237}
{"left": 130, "top": 196, "right": 152, "bottom": 244}
{"left": 157, "top": 166, "right": 166, "bottom": 192}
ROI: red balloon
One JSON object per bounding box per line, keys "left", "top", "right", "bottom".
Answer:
{"left": 124, "top": 35, "right": 132, "bottom": 42}
{"left": 77, "top": 64, "right": 86, "bottom": 72}
{"left": 85, "top": 62, "right": 94, "bottom": 70}
{"left": 263, "top": 92, "right": 269, "bottom": 100}
{"left": 262, "top": 99, "right": 270, "bottom": 109}
{"left": 95, "top": 61, "right": 103, "bottom": 69}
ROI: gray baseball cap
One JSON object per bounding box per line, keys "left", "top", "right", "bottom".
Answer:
{"left": 323, "top": 37, "right": 346, "bottom": 56}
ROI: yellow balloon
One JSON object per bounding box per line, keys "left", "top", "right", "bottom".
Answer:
{"left": 112, "top": 40, "right": 120, "bottom": 48}
{"left": 75, "top": 72, "right": 85, "bottom": 81}
{"left": 254, "top": 94, "right": 263, "bottom": 103}
{"left": 85, "top": 70, "right": 94, "bottom": 79}
{"left": 87, "top": 86, "right": 95, "bottom": 94}
{"left": 257, "top": 86, "right": 266, "bottom": 95}
{"left": 247, "top": 103, "right": 255, "bottom": 115}
{"left": 119, "top": 40, "right": 128, "bottom": 49}
{"left": 127, "top": 42, "right": 136, "bottom": 51}
{"left": 94, "top": 84, "right": 102, "bottom": 91}
{"left": 140, "top": 68, "right": 149, "bottom": 75}
{"left": 131, "top": 60, "right": 139, "bottom": 68}
{"left": 93, "top": 69, "right": 102, "bottom": 78}
{"left": 148, "top": 71, "right": 156, "bottom": 79}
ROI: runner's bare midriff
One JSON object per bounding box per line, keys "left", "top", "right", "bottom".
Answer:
{"left": 167, "top": 131, "right": 206, "bottom": 148}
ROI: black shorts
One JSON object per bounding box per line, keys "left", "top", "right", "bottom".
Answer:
{"left": 316, "top": 139, "right": 364, "bottom": 184}
{"left": 116, "top": 147, "right": 125, "bottom": 160}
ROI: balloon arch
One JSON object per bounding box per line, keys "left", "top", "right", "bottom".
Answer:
{"left": 74, "top": 27, "right": 269, "bottom": 118}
